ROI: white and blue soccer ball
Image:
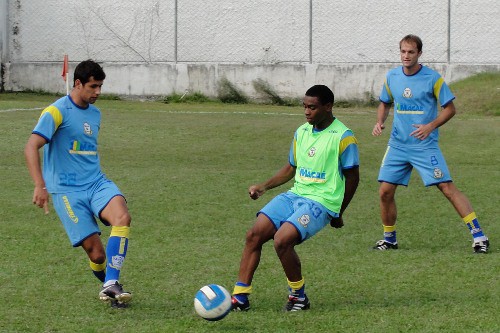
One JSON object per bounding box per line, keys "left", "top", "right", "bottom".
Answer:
{"left": 194, "top": 284, "right": 232, "bottom": 321}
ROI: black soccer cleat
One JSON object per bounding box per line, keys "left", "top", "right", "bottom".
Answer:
{"left": 373, "top": 240, "right": 398, "bottom": 250}
{"left": 99, "top": 281, "right": 132, "bottom": 304}
{"left": 231, "top": 296, "right": 250, "bottom": 311}
{"left": 473, "top": 239, "right": 489, "bottom": 254}
{"left": 284, "top": 294, "right": 310, "bottom": 312}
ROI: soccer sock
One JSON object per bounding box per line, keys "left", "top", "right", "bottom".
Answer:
{"left": 104, "top": 226, "right": 129, "bottom": 285}
{"left": 383, "top": 225, "right": 397, "bottom": 244}
{"left": 89, "top": 260, "right": 106, "bottom": 283}
{"left": 288, "top": 277, "right": 305, "bottom": 298}
{"left": 463, "top": 212, "right": 487, "bottom": 241}
{"left": 232, "top": 282, "right": 252, "bottom": 303}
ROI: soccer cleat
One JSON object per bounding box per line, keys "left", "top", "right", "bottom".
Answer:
{"left": 284, "top": 294, "right": 310, "bottom": 311}
{"left": 231, "top": 296, "right": 250, "bottom": 311}
{"left": 99, "top": 282, "right": 132, "bottom": 303}
{"left": 373, "top": 240, "right": 398, "bottom": 250}
{"left": 472, "top": 239, "right": 489, "bottom": 254}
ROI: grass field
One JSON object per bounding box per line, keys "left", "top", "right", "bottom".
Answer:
{"left": 0, "top": 74, "right": 499, "bottom": 332}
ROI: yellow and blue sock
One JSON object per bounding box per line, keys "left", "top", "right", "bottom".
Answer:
{"left": 383, "top": 225, "right": 397, "bottom": 244}
{"left": 288, "top": 277, "right": 305, "bottom": 298}
{"left": 463, "top": 212, "right": 486, "bottom": 241}
{"left": 90, "top": 260, "right": 106, "bottom": 282}
{"left": 233, "top": 282, "right": 252, "bottom": 303}
{"left": 104, "top": 226, "right": 129, "bottom": 286}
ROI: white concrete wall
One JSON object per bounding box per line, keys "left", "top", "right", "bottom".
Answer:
{"left": 2, "top": 0, "right": 500, "bottom": 99}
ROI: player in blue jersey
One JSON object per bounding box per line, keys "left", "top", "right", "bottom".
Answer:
{"left": 25, "top": 60, "right": 133, "bottom": 307}
{"left": 372, "top": 35, "right": 489, "bottom": 254}
{"left": 231, "top": 85, "right": 360, "bottom": 311}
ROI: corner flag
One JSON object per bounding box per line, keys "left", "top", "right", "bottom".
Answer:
{"left": 61, "top": 55, "right": 69, "bottom": 95}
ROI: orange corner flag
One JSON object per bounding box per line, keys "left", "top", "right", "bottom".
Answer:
{"left": 61, "top": 55, "right": 68, "bottom": 81}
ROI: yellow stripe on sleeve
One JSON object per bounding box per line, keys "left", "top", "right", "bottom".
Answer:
{"left": 384, "top": 79, "right": 393, "bottom": 100}
{"left": 434, "top": 77, "right": 444, "bottom": 102}
{"left": 339, "top": 136, "right": 358, "bottom": 155}
{"left": 40, "top": 105, "right": 63, "bottom": 128}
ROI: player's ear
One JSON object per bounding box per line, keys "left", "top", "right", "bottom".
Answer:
{"left": 73, "top": 78, "right": 82, "bottom": 88}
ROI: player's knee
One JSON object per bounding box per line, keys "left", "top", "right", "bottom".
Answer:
{"left": 85, "top": 246, "right": 105, "bottom": 264}
{"left": 113, "top": 211, "right": 131, "bottom": 227}
{"left": 90, "top": 253, "right": 106, "bottom": 264}
{"left": 379, "top": 187, "right": 394, "bottom": 201}
{"left": 245, "top": 228, "right": 265, "bottom": 248}
{"left": 273, "top": 236, "right": 294, "bottom": 256}
{"left": 438, "top": 182, "right": 458, "bottom": 200}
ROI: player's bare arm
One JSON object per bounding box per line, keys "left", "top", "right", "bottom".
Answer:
{"left": 410, "top": 101, "right": 456, "bottom": 140}
{"left": 249, "top": 163, "right": 296, "bottom": 200}
{"left": 330, "top": 167, "right": 360, "bottom": 228}
{"left": 24, "top": 133, "right": 49, "bottom": 214}
{"left": 372, "top": 102, "right": 392, "bottom": 136}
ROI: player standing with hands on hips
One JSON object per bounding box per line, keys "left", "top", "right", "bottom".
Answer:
{"left": 25, "top": 59, "right": 133, "bottom": 307}
{"left": 372, "top": 35, "right": 489, "bottom": 253}
{"left": 231, "top": 85, "right": 360, "bottom": 311}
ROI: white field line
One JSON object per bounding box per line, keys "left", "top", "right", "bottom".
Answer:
{"left": 0, "top": 107, "right": 43, "bottom": 113}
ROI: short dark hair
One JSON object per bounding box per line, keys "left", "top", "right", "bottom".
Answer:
{"left": 400, "top": 34, "right": 423, "bottom": 52}
{"left": 73, "top": 59, "right": 106, "bottom": 86}
{"left": 305, "top": 85, "right": 334, "bottom": 105}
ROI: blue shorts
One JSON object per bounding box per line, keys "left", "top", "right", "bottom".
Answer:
{"left": 51, "top": 176, "right": 124, "bottom": 247}
{"left": 259, "top": 191, "right": 336, "bottom": 242}
{"left": 378, "top": 145, "right": 452, "bottom": 186}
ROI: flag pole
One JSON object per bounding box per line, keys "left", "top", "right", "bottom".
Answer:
{"left": 62, "top": 55, "right": 69, "bottom": 95}
{"left": 66, "top": 72, "right": 70, "bottom": 95}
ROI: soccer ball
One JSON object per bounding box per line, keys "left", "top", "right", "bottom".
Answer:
{"left": 194, "top": 284, "right": 232, "bottom": 321}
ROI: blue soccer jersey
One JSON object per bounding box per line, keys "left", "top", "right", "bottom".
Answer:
{"left": 32, "top": 95, "right": 104, "bottom": 192}
{"left": 380, "top": 65, "right": 455, "bottom": 148}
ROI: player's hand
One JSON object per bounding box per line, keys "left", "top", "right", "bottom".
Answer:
{"left": 410, "top": 123, "right": 433, "bottom": 140}
{"left": 330, "top": 216, "right": 344, "bottom": 228}
{"left": 248, "top": 185, "right": 265, "bottom": 200}
{"left": 372, "top": 123, "right": 385, "bottom": 136}
{"left": 33, "top": 186, "right": 50, "bottom": 215}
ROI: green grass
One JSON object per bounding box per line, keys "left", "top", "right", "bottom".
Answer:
{"left": 0, "top": 74, "right": 498, "bottom": 332}
{"left": 450, "top": 72, "right": 500, "bottom": 116}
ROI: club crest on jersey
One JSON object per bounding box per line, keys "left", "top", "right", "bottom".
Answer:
{"left": 308, "top": 147, "right": 316, "bottom": 157}
{"left": 83, "top": 122, "right": 93, "bottom": 135}
{"left": 298, "top": 214, "right": 310, "bottom": 227}
{"left": 403, "top": 88, "right": 413, "bottom": 98}
{"left": 433, "top": 168, "right": 443, "bottom": 179}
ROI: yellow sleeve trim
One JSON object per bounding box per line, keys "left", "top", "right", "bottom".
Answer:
{"left": 110, "top": 226, "right": 130, "bottom": 238}
{"left": 339, "top": 136, "right": 358, "bottom": 155}
{"left": 40, "top": 105, "right": 63, "bottom": 128}
{"left": 434, "top": 77, "right": 444, "bottom": 102}
{"left": 384, "top": 79, "right": 393, "bottom": 101}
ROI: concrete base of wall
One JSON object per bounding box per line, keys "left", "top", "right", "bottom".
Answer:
{"left": 3, "top": 62, "right": 499, "bottom": 101}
